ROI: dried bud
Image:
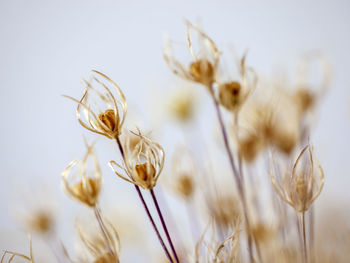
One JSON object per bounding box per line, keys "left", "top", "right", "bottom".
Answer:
{"left": 189, "top": 59, "right": 215, "bottom": 86}
{"left": 109, "top": 131, "right": 165, "bottom": 190}
{"left": 218, "top": 81, "right": 242, "bottom": 111}
{"left": 270, "top": 144, "right": 324, "bottom": 213}
{"left": 164, "top": 21, "right": 219, "bottom": 90}
{"left": 62, "top": 142, "right": 102, "bottom": 207}
{"left": 64, "top": 70, "right": 127, "bottom": 140}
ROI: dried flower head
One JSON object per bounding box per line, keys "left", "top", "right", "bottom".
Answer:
{"left": 270, "top": 144, "right": 325, "bottom": 213}
{"left": 77, "top": 217, "right": 120, "bottom": 263}
{"left": 109, "top": 131, "right": 165, "bottom": 190}
{"left": 164, "top": 21, "right": 219, "bottom": 90}
{"left": 62, "top": 141, "right": 102, "bottom": 207}
{"left": 218, "top": 54, "right": 257, "bottom": 112}
{"left": 64, "top": 70, "right": 127, "bottom": 139}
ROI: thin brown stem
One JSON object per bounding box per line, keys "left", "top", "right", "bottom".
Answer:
{"left": 301, "top": 212, "right": 308, "bottom": 263}
{"left": 150, "top": 189, "right": 180, "bottom": 263}
{"left": 115, "top": 137, "right": 174, "bottom": 263}
{"left": 209, "top": 85, "right": 254, "bottom": 263}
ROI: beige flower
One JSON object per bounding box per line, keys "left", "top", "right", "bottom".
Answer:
{"left": 164, "top": 21, "right": 219, "bottom": 90}
{"left": 109, "top": 131, "right": 165, "bottom": 190}
{"left": 61, "top": 141, "right": 102, "bottom": 207}
{"left": 270, "top": 144, "right": 324, "bottom": 213}
{"left": 64, "top": 70, "right": 127, "bottom": 139}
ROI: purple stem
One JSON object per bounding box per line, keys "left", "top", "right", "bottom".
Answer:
{"left": 115, "top": 137, "right": 174, "bottom": 263}
{"left": 150, "top": 189, "right": 180, "bottom": 263}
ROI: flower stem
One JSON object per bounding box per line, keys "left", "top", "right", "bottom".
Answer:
{"left": 209, "top": 85, "right": 254, "bottom": 263}
{"left": 93, "top": 205, "right": 115, "bottom": 257}
{"left": 150, "top": 189, "right": 180, "bottom": 263}
{"left": 115, "top": 137, "right": 174, "bottom": 263}
{"left": 301, "top": 212, "right": 308, "bottom": 263}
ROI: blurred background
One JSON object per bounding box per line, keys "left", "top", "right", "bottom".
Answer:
{"left": 1, "top": 0, "right": 350, "bottom": 262}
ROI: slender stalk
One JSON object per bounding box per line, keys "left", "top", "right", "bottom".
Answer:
{"left": 150, "top": 189, "right": 180, "bottom": 263}
{"left": 115, "top": 137, "right": 174, "bottom": 263}
{"left": 301, "top": 212, "right": 308, "bottom": 263}
{"left": 209, "top": 85, "right": 254, "bottom": 263}
{"left": 93, "top": 205, "right": 115, "bottom": 257}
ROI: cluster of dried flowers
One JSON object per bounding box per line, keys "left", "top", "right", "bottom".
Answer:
{"left": 3, "top": 21, "right": 349, "bottom": 263}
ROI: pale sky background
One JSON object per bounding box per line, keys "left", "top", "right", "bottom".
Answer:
{"left": 0, "top": 0, "right": 350, "bottom": 262}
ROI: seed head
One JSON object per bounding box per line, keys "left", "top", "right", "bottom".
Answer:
{"left": 64, "top": 70, "right": 127, "bottom": 140}
{"left": 109, "top": 131, "right": 165, "bottom": 190}
{"left": 61, "top": 141, "right": 102, "bottom": 207}
{"left": 270, "top": 144, "right": 324, "bottom": 213}
{"left": 164, "top": 21, "right": 219, "bottom": 89}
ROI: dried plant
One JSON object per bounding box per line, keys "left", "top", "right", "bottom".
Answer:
{"left": 109, "top": 130, "right": 165, "bottom": 190}
{"left": 5, "top": 20, "right": 347, "bottom": 263}
{"left": 61, "top": 141, "right": 102, "bottom": 207}
{"left": 64, "top": 70, "right": 127, "bottom": 140}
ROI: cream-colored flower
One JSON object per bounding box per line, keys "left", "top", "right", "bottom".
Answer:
{"left": 64, "top": 70, "right": 127, "bottom": 139}
{"left": 164, "top": 21, "right": 219, "bottom": 90}
{"left": 218, "top": 54, "right": 257, "bottom": 112}
{"left": 270, "top": 144, "right": 324, "bottom": 213}
{"left": 61, "top": 141, "right": 102, "bottom": 207}
{"left": 77, "top": 217, "right": 120, "bottom": 263}
{"left": 109, "top": 131, "right": 165, "bottom": 190}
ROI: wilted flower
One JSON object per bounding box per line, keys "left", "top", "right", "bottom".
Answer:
{"left": 61, "top": 141, "right": 102, "bottom": 207}
{"left": 218, "top": 54, "right": 257, "bottom": 112}
{"left": 109, "top": 131, "right": 165, "bottom": 190}
{"left": 164, "top": 21, "right": 219, "bottom": 90}
{"left": 77, "top": 217, "right": 120, "bottom": 263}
{"left": 270, "top": 144, "right": 325, "bottom": 213}
{"left": 64, "top": 70, "right": 127, "bottom": 139}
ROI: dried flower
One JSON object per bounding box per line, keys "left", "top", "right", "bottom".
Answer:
{"left": 109, "top": 131, "right": 165, "bottom": 190}
{"left": 164, "top": 21, "right": 219, "bottom": 90}
{"left": 218, "top": 54, "right": 257, "bottom": 112}
{"left": 61, "top": 141, "right": 102, "bottom": 207}
{"left": 77, "top": 217, "right": 120, "bottom": 263}
{"left": 64, "top": 70, "right": 127, "bottom": 139}
{"left": 270, "top": 144, "right": 325, "bottom": 213}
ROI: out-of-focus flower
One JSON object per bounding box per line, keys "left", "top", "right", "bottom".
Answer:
{"left": 168, "top": 89, "right": 196, "bottom": 123}
{"left": 25, "top": 209, "right": 54, "bottom": 235}
{"left": 64, "top": 70, "right": 127, "bottom": 139}
{"left": 218, "top": 54, "right": 257, "bottom": 113}
{"left": 169, "top": 146, "right": 196, "bottom": 199}
{"left": 77, "top": 217, "right": 120, "bottom": 263}
{"left": 109, "top": 131, "right": 165, "bottom": 190}
{"left": 61, "top": 141, "right": 102, "bottom": 207}
{"left": 270, "top": 144, "right": 324, "bottom": 213}
{"left": 164, "top": 21, "right": 219, "bottom": 90}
